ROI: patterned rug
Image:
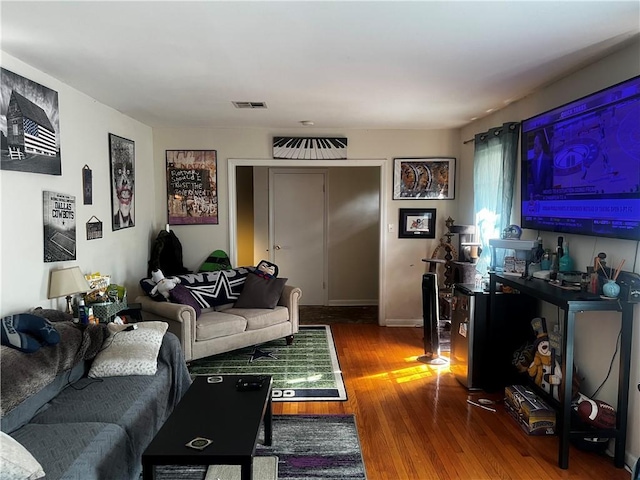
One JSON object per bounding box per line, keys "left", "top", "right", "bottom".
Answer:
{"left": 153, "top": 415, "right": 366, "bottom": 480}
{"left": 189, "top": 326, "right": 347, "bottom": 401}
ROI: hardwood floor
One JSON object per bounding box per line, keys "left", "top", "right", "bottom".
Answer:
{"left": 273, "top": 323, "right": 631, "bottom": 480}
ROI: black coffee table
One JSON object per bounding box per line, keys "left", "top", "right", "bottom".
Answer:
{"left": 142, "top": 375, "right": 273, "bottom": 480}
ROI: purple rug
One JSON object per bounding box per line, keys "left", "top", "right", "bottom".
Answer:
{"left": 257, "top": 414, "right": 365, "bottom": 479}
{"left": 153, "top": 414, "right": 366, "bottom": 480}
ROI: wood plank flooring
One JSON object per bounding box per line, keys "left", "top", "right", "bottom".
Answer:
{"left": 273, "top": 323, "right": 631, "bottom": 480}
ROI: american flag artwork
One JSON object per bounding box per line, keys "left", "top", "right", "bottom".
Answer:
{"left": 1, "top": 68, "right": 62, "bottom": 175}
{"left": 23, "top": 117, "right": 57, "bottom": 156}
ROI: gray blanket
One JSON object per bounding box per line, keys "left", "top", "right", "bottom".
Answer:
{"left": 1, "top": 322, "right": 108, "bottom": 416}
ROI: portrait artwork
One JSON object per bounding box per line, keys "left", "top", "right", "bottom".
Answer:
{"left": 109, "top": 134, "right": 135, "bottom": 231}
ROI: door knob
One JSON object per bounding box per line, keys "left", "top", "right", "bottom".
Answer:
{"left": 274, "top": 245, "right": 282, "bottom": 250}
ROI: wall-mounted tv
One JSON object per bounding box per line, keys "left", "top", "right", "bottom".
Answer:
{"left": 521, "top": 75, "right": 640, "bottom": 241}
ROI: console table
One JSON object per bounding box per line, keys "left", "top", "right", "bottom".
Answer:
{"left": 489, "top": 273, "right": 634, "bottom": 470}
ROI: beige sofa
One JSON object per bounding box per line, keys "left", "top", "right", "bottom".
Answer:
{"left": 135, "top": 285, "right": 301, "bottom": 362}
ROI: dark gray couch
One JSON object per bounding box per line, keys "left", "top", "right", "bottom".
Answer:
{"left": 1, "top": 322, "right": 191, "bottom": 480}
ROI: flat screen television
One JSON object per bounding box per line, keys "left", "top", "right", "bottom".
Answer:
{"left": 520, "top": 75, "right": 640, "bottom": 241}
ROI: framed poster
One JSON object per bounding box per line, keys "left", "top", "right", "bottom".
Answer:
{"left": 398, "top": 208, "right": 436, "bottom": 238}
{"left": 43, "top": 191, "right": 76, "bottom": 262}
{"left": 393, "top": 157, "right": 455, "bottom": 200}
{"left": 1, "top": 68, "right": 61, "bottom": 175}
{"left": 166, "top": 150, "right": 218, "bottom": 225}
{"left": 109, "top": 134, "right": 135, "bottom": 231}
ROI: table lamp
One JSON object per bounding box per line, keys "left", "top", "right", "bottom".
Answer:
{"left": 48, "top": 266, "right": 90, "bottom": 315}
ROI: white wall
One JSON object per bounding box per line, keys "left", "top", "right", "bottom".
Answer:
{"left": 459, "top": 39, "right": 640, "bottom": 468}
{"left": 0, "top": 53, "right": 154, "bottom": 315}
{"left": 152, "top": 128, "right": 460, "bottom": 323}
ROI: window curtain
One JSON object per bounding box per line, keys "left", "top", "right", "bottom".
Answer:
{"left": 473, "top": 122, "right": 520, "bottom": 275}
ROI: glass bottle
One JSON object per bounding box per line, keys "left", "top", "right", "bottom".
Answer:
{"left": 559, "top": 242, "right": 573, "bottom": 272}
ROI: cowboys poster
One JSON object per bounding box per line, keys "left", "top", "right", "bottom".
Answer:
{"left": 43, "top": 191, "right": 76, "bottom": 262}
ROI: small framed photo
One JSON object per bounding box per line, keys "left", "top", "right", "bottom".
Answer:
{"left": 399, "top": 208, "right": 436, "bottom": 238}
{"left": 393, "top": 157, "right": 455, "bottom": 200}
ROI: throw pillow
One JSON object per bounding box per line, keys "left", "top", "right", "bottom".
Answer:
{"left": 234, "top": 273, "right": 287, "bottom": 309}
{"left": 0, "top": 431, "right": 45, "bottom": 480}
{"left": 169, "top": 284, "right": 202, "bottom": 318}
{"left": 0, "top": 314, "right": 60, "bottom": 353}
{"left": 255, "top": 259, "right": 279, "bottom": 278}
{"left": 88, "top": 321, "right": 168, "bottom": 378}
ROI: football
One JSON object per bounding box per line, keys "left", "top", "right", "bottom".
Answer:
{"left": 574, "top": 393, "right": 616, "bottom": 429}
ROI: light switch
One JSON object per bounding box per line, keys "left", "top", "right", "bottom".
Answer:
{"left": 388, "top": 223, "right": 395, "bottom": 233}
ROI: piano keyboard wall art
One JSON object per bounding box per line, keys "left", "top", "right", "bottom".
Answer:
{"left": 272, "top": 136, "right": 347, "bottom": 160}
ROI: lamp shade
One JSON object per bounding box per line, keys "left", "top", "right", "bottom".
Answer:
{"left": 48, "top": 266, "right": 90, "bottom": 299}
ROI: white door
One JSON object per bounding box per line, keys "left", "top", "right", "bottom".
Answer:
{"left": 269, "top": 169, "right": 327, "bottom": 305}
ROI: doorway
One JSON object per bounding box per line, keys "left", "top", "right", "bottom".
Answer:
{"left": 228, "top": 159, "right": 388, "bottom": 324}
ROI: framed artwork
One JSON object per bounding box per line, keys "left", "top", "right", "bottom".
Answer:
{"left": 166, "top": 150, "right": 218, "bottom": 225}
{"left": 272, "top": 136, "right": 347, "bottom": 159}
{"left": 1, "top": 68, "right": 61, "bottom": 175}
{"left": 86, "top": 216, "right": 103, "bottom": 240}
{"left": 399, "top": 208, "right": 436, "bottom": 238}
{"left": 43, "top": 191, "right": 76, "bottom": 262}
{"left": 393, "top": 157, "right": 455, "bottom": 200}
{"left": 82, "top": 165, "right": 92, "bottom": 205}
{"left": 109, "top": 134, "right": 135, "bottom": 231}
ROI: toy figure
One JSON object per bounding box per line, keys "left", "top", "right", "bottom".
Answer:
{"left": 149, "top": 269, "right": 181, "bottom": 299}
{"left": 527, "top": 317, "right": 562, "bottom": 400}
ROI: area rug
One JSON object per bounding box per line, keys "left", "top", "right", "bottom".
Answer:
{"left": 153, "top": 415, "right": 366, "bottom": 480}
{"left": 189, "top": 325, "right": 347, "bottom": 401}
{"left": 205, "top": 456, "right": 278, "bottom": 480}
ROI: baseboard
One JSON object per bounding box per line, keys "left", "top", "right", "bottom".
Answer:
{"left": 384, "top": 318, "right": 423, "bottom": 327}
{"left": 327, "top": 299, "right": 378, "bottom": 307}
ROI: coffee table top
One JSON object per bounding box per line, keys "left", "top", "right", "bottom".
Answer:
{"left": 142, "top": 374, "right": 272, "bottom": 465}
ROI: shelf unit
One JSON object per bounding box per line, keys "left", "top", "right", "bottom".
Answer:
{"left": 489, "top": 273, "right": 634, "bottom": 470}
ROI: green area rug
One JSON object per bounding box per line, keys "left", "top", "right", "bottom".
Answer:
{"left": 154, "top": 415, "right": 366, "bottom": 480}
{"left": 189, "top": 325, "right": 347, "bottom": 401}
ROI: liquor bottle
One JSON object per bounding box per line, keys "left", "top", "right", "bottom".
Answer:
{"left": 559, "top": 242, "right": 573, "bottom": 272}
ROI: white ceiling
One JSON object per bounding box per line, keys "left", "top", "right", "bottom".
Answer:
{"left": 2, "top": 1, "right": 639, "bottom": 130}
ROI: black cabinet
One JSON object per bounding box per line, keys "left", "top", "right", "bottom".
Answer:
{"left": 450, "top": 284, "right": 536, "bottom": 391}
{"left": 489, "top": 273, "right": 634, "bottom": 470}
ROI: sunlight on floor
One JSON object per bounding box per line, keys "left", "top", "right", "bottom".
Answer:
{"left": 285, "top": 374, "right": 323, "bottom": 385}
{"left": 364, "top": 357, "right": 451, "bottom": 384}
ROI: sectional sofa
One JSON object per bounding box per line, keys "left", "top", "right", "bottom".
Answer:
{"left": 0, "top": 319, "right": 191, "bottom": 480}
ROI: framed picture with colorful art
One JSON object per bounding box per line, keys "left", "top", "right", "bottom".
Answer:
{"left": 398, "top": 208, "right": 436, "bottom": 238}
{"left": 166, "top": 150, "right": 218, "bottom": 225}
{"left": 393, "top": 157, "right": 455, "bottom": 200}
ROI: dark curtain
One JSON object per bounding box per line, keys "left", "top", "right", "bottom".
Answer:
{"left": 473, "top": 122, "right": 520, "bottom": 274}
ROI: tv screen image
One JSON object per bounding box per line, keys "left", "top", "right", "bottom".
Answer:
{"left": 521, "top": 75, "right": 640, "bottom": 241}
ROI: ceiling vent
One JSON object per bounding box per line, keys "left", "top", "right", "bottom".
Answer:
{"left": 232, "top": 101, "right": 267, "bottom": 109}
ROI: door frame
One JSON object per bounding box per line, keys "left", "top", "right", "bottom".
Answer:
{"left": 269, "top": 168, "right": 329, "bottom": 306}
{"left": 228, "top": 158, "right": 388, "bottom": 324}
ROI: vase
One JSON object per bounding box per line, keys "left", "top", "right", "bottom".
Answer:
{"left": 602, "top": 279, "right": 620, "bottom": 298}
